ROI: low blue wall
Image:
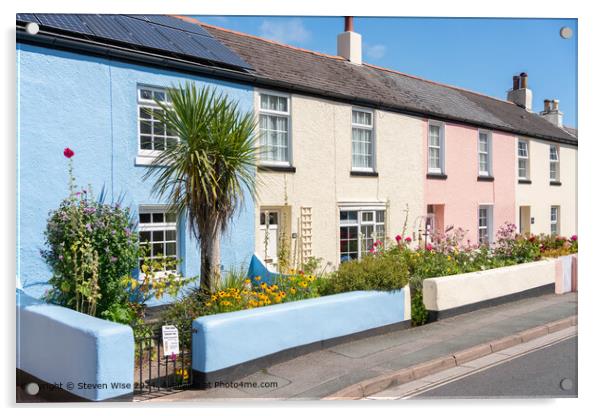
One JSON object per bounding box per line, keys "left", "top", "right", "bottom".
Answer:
{"left": 192, "top": 290, "right": 408, "bottom": 374}
{"left": 16, "top": 290, "right": 134, "bottom": 401}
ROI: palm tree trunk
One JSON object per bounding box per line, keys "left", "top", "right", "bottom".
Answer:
{"left": 200, "top": 225, "right": 222, "bottom": 293}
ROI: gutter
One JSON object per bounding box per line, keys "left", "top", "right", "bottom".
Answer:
{"left": 16, "top": 28, "right": 577, "bottom": 147}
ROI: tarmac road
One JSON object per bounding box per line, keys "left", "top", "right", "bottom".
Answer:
{"left": 415, "top": 336, "right": 577, "bottom": 399}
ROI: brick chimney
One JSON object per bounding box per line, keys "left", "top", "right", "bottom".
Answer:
{"left": 540, "top": 98, "right": 563, "bottom": 127}
{"left": 507, "top": 72, "right": 533, "bottom": 111}
{"left": 337, "top": 16, "right": 362, "bottom": 65}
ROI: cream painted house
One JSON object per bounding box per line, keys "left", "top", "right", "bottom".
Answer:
{"left": 254, "top": 91, "right": 425, "bottom": 269}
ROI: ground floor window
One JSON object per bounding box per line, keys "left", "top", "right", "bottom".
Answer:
{"left": 478, "top": 205, "right": 493, "bottom": 245}
{"left": 340, "top": 209, "right": 385, "bottom": 262}
{"left": 551, "top": 206, "right": 560, "bottom": 236}
{"left": 138, "top": 206, "right": 178, "bottom": 273}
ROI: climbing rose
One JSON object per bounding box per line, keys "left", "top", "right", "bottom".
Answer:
{"left": 571, "top": 235, "right": 577, "bottom": 241}
{"left": 395, "top": 235, "right": 402, "bottom": 242}
{"left": 63, "top": 147, "right": 74, "bottom": 158}
{"left": 405, "top": 237, "right": 412, "bottom": 243}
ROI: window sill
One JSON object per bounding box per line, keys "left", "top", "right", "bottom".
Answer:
{"left": 135, "top": 155, "right": 167, "bottom": 167}
{"left": 550, "top": 181, "right": 562, "bottom": 186}
{"left": 426, "top": 173, "right": 448, "bottom": 180}
{"left": 477, "top": 175, "right": 495, "bottom": 182}
{"left": 258, "top": 164, "right": 296, "bottom": 173}
{"left": 518, "top": 179, "right": 532, "bottom": 184}
{"left": 350, "top": 170, "right": 378, "bottom": 177}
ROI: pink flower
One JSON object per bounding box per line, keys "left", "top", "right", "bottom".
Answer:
{"left": 63, "top": 147, "right": 74, "bottom": 158}
{"left": 369, "top": 248, "right": 375, "bottom": 253}
{"left": 425, "top": 243, "right": 433, "bottom": 251}
{"left": 405, "top": 237, "right": 412, "bottom": 243}
{"left": 571, "top": 235, "right": 577, "bottom": 241}
{"left": 170, "top": 352, "right": 177, "bottom": 361}
{"left": 395, "top": 235, "right": 402, "bottom": 242}
{"left": 375, "top": 240, "right": 382, "bottom": 246}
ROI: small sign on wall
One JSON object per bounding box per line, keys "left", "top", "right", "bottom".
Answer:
{"left": 162, "top": 325, "right": 180, "bottom": 357}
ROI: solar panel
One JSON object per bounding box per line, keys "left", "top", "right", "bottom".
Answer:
{"left": 192, "top": 35, "right": 252, "bottom": 69}
{"left": 78, "top": 14, "right": 139, "bottom": 45}
{"left": 35, "top": 14, "right": 94, "bottom": 35}
{"left": 19, "top": 13, "right": 253, "bottom": 71}
{"left": 152, "top": 25, "right": 220, "bottom": 62}
{"left": 136, "top": 15, "right": 212, "bottom": 37}
{"left": 117, "top": 16, "right": 178, "bottom": 53}
{"left": 16, "top": 14, "right": 39, "bottom": 23}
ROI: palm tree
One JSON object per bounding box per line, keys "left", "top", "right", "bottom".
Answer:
{"left": 143, "top": 82, "right": 257, "bottom": 292}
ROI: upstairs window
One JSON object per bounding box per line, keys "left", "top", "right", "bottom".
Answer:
{"left": 138, "top": 86, "right": 177, "bottom": 155}
{"left": 517, "top": 140, "right": 530, "bottom": 180}
{"left": 351, "top": 109, "right": 374, "bottom": 171}
{"left": 428, "top": 121, "right": 445, "bottom": 174}
{"left": 550, "top": 145, "right": 560, "bottom": 181}
{"left": 259, "top": 92, "right": 290, "bottom": 164}
{"left": 478, "top": 131, "right": 492, "bottom": 176}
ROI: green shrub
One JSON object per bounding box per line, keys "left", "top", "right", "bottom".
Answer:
{"left": 319, "top": 253, "right": 409, "bottom": 295}
{"left": 411, "top": 288, "right": 429, "bottom": 326}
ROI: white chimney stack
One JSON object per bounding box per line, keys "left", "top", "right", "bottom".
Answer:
{"left": 540, "top": 98, "right": 564, "bottom": 128}
{"left": 337, "top": 16, "right": 362, "bottom": 65}
{"left": 507, "top": 72, "right": 533, "bottom": 111}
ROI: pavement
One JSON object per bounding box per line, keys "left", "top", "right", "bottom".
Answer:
{"left": 149, "top": 291, "right": 577, "bottom": 401}
{"left": 367, "top": 326, "right": 577, "bottom": 399}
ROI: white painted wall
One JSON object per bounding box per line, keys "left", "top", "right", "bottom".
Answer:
{"left": 422, "top": 260, "right": 557, "bottom": 312}
{"left": 516, "top": 138, "right": 577, "bottom": 237}
{"left": 254, "top": 91, "right": 425, "bottom": 269}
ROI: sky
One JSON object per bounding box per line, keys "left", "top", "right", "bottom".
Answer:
{"left": 195, "top": 16, "right": 578, "bottom": 127}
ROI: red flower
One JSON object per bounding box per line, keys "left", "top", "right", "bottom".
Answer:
{"left": 395, "top": 235, "right": 402, "bottom": 242}
{"left": 405, "top": 237, "right": 412, "bottom": 243}
{"left": 425, "top": 243, "right": 433, "bottom": 251}
{"left": 571, "top": 235, "right": 577, "bottom": 241}
{"left": 63, "top": 147, "right": 74, "bottom": 158}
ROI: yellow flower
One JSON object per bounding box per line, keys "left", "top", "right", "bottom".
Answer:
{"left": 254, "top": 276, "right": 261, "bottom": 281}
{"left": 271, "top": 285, "right": 278, "bottom": 291}
{"left": 218, "top": 291, "right": 226, "bottom": 297}
{"left": 244, "top": 279, "right": 251, "bottom": 284}
{"left": 279, "top": 291, "right": 286, "bottom": 298}
{"left": 290, "top": 288, "right": 297, "bottom": 295}
{"left": 274, "top": 296, "right": 282, "bottom": 303}
{"left": 258, "top": 301, "right": 264, "bottom": 307}
{"left": 211, "top": 295, "right": 217, "bottom": 301}
{"left": 299, "top": 281, "right": 308, "bottom": 288}
{"left": 204, "top": 302, "right": 212, "bottom": 307}
{"left": 447, "top": 255, "right": 452, "bottom": 260}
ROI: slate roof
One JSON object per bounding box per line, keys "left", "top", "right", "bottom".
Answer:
{"left": 192, "top": 20, "right": 577, "bottom": 146}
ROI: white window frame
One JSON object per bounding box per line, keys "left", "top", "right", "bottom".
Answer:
{"left": 478, "top": 130, "right": 493, "bottom": 176}
{"left": 550, "top": 206, "right": 560, "bottom": 236}
{"left": 428, "top": 120, "right": 445, "bottom": 174}
{"left": 136, "top": 85, "right": 177, "bottom": 166}
{"left": 138, "top": 205, "right": 179, "bottom": 277}
{"left": 477, "top": 205, "right": 493, "bottom": 245}
{"left": 549, "top": 144, "right": 560, "bottom": 182}
{"left": 339, "top": 207, "right": 386, "bottom": 262}
{"left": 351, "top": 107, "right": 376, "bottom": 172}
{"left": 257, "top": 90, "right": 292, "bottom": 167}
{"left": 517, "top": 139, "right": 530, "bottom": 180}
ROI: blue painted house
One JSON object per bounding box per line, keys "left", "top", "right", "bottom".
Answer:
{"left": 16, "top": 15, "right": 256, "bottom": 301}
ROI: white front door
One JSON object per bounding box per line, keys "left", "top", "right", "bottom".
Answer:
{"left": 259, "top": 210, "right": 279, "bottom": 269}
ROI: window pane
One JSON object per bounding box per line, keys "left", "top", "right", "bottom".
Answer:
{"left": 153, "top": 91, "right": 165, "bottom": 102}
{"left": 152, "top": 230, "right": 164, "bottom": 241}
{"left": 152, "top": 213, "right": 164, "bottom": 223}
{"left": 140, "top": 89, "right": 153, "bottom": 100}
{"left": 375, "top": 210, "right": 385, "bottom": 223}
{"left": 165, "top": 242, "right": 176, "bottom": 256}
{"left": 140, "top": 136, "right": 153, "bottom": 150}
{"left": 139, "top": 107, "right": 151, "bottom": 119}
{"left": 139, "top": 213, "right": 151, "bottom": 223}
{"left": 361, "top": 212, "right": 374, "bottom": 222}
{"left": 139, "top": 231, "right": 151, "bottom": 242}
{"left": 165, "top": 230, "right": 177, "bottom": 241}
{"left": 165, "top": 212, "right": 177, "bottom": 223}
{"left": 152, "top": 243, "right": 164, "bottom": 256}
{"left": 429, "top": 125, "right": 440, "bottom": 146}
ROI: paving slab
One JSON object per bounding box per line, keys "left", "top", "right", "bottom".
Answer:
{"left": 150, "top": 292, "right": 577, "bottom": 401}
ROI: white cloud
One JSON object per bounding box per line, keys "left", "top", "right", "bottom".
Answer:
{"left": 259, "top": 18, "right": 311, "bottom": 44}
{"left": 365, "top": 44, "right": 387, "bottom": 60}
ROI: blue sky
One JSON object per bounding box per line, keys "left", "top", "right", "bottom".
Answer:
{"left": 195, "top": 16, "right": 578, "bottom": 127}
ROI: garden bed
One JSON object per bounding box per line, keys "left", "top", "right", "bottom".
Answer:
{"left": 421, "top": 259, "right": 560, "bottom": 320}
{"left": 191, "top": 287, "right": 410, "bottom": 387}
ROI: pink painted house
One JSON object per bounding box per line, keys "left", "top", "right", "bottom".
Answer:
{"left": 424, "top": 120, "right": 516, "bottom": 245}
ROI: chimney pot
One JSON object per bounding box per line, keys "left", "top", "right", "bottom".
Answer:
{"left": 512, "top": 76, "right": 520, "bottom": 91}
{"left": 544, "top": 99, "right": 552, "bottom": 112}
{"left": 520, "top": 72, "right": 528, "bottom": 89}
{"left": 344, "top": 16, "right": 354, "bottom": 32}
{"left": 552, "top": 99, "right": 559, "bottom": 111}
